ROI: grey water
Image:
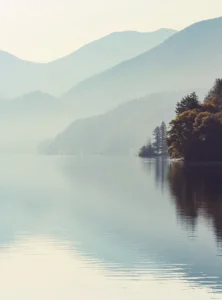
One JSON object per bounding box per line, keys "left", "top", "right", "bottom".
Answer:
{"left": 0, "top": 155, "right": 222, "bottom": 299}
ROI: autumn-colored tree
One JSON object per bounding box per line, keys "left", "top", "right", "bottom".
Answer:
{"left": 167, "top": 109, "right": 199, "bottom": 159}
{"left": 167, "top": 79, "right": 222, "bottom": 161}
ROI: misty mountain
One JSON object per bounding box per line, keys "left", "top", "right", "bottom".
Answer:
{"left": 0, "top": 29, "right": 176, "bottom": 98}
{"left": 0, "top": 51, "right": 43, "bottom": 99}
{"left": 47, "top": 90, "right": 207, "bottom": 155}
{"left": 63, "top": 17, "right": 222, "bottom": 115}
{"left": 0, "top": 91, "right": 73, "bottom": 154}
{"left": 0, "top": 91, "right": 60, "bottom": 115}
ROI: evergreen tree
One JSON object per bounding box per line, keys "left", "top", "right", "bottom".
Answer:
{"left": 153, "top": 126, "right": 161, "bottom": 155}
{"left": 204, "top": 78, "right": 222, "bottom": 109}
{"left": 139, "top": 139, "right": 155, "bottom": 157}
{"left": 160, "top": 121, "right": 168, "bottom": 156}
{"left": 139, "top": 122, "right": 168, "bottom": 158}
{"left": 175, "top": 92, "right": 200, "bottom": 115}
{"left": 205, "top": 78, "right": 222, "bottom": 100}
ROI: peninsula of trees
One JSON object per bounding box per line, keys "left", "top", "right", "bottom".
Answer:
{"left": 166, "top": 79, "right": 222, "bottom": 161}
{"left": 139, "top": 79, "right": 222, "bottom": 162}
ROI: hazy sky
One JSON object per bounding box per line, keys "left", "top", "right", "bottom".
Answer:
{"left": 1, "top": 0, "right": 222, "bottom": 62}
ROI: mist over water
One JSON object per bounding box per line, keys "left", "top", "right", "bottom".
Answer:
{"left": 0, "top": 109, "right": 85, "bottom": 153}
{"left": 0, "top": 155, "right": 221, "bottom": 299}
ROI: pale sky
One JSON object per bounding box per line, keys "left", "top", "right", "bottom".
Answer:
{"left": 0, "top": 0, "right": 222, "bottom": 62}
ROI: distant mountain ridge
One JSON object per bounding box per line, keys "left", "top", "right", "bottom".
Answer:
{"left": 63, "top": 17, "right": 222, "bottom": 115}
{"left": 0, "top": 91, "right": 59, "bottom": 114}
{"left": 0, "top": 28, "right": 176, "bottom": 98}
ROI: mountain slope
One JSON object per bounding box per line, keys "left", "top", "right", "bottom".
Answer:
{"left": 64, "top": 17, "right": 222, "bottom": 115}
{"left": 0, "top": 91, "right": 73, "bottom": 153}
{"left": 0, "top": 91, "right": 59, "bottom": 115}
{"left": 0, "top": 51, "right": 43, "bottom": 99}
{"left": 47, "top": 29, "right": 177, "bottom": 95}
{"left": 47, "top": 90, "right": 207, "bottom": 155}
{"left": 0, "top": 29, "right": 176, "bottom": 98}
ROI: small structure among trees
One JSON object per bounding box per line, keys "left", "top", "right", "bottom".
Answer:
{"left": 166, "top": 78, "right": 222, "bottom": 161}
{"left": 139, "top": 121, "right": 168, "bottom": 158}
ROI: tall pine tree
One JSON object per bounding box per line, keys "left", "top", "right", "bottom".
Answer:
{"left": 139, "top": 121, "right": 168, "bottom": 157}
{"left": 160, "top": 121, "right": 168, "bottom": 156}
{"left": 153, "top": 126, "right": 161, "bottom": 155}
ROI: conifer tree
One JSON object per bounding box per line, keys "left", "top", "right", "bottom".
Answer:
{"left": 153, "top": 126, "right": 161, "bottom": 155}
{"left": 160, "top": 121, "right": 168, "bottom": 156}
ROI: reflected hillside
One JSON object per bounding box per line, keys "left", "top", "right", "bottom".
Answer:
{"left": 168, "top": 163, "right": 222, "bottom": 247}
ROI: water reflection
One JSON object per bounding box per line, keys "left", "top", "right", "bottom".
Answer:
{"left": 58, "top": 157, "right": 222, "bottom": 294}
{"left": 0, "top": 156, "right": 221, "bottom": 299}
{"left": 168, "top": 163, "right": 222, "bottom": 247}
{"left": 142, "top": 159, "right": 222, "bottom": 247}
{"left": 142, "top": 158, "right": 168, "bottom": 191}
{"left": 141, "top": 158, "right": 222, "bottom": 292}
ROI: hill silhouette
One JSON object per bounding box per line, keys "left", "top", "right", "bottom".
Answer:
{"left": 0, "top": 29, "right": 175, "bottom": 98}
{"left": 63, "top": 17, "right": 222, "bottom": 115}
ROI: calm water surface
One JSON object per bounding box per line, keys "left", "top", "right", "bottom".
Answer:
{"left": 0, "top": 155, "right": 221, "bottom": 299}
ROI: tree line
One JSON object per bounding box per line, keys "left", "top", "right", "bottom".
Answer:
{"left": 139, "top": 121, "right": 168, "bottom": 157}
{"left": 139, "top": 78, "right": 222, "bottom": 161}
{"left": 167, "top": 79, "right": 222, "bottom": 161}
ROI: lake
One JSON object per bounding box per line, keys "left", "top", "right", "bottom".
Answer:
{"left": 0, "top": 155, "right": 221, "bottom": 299}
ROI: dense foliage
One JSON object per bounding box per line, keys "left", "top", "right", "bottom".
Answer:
{"left": 139, "top": 122, "right": 168, "bottom": 158}
{"left": 167, "top": 79, "right": 222, "bottom": 161}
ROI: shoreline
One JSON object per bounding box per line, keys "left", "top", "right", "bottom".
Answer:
{"left": 170, "top": 158, "right": 222, "bottom": 166}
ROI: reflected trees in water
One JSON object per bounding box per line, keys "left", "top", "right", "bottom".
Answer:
{"left": 142, "top": 158, "right": 222, "bottom": 248}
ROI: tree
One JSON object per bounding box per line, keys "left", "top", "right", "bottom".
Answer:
{"left": 193, "top": 112, "right": 222, "bottom": 160}
{"left": 167, "top": 78, "right": 222, "bottom": 161}
{"left": 139, "top": 140, "right": 155, "bottom": 158}
{"left": 175, "top": 92, "right": 200, "bottom": 115}
{"left": 204, "top": 78, "right": 222, "bottom": 110}
{"left": 153, "top": 126, "right": 161, "bottom": 155}
{"left": 160, "top": 121, "right": 168, "bottom": 156}
{"left": 139, "top": 122, "right": 168, "bottom": 158}
{"left": 167, "top": 109, "right": 199, "bottom": 160}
